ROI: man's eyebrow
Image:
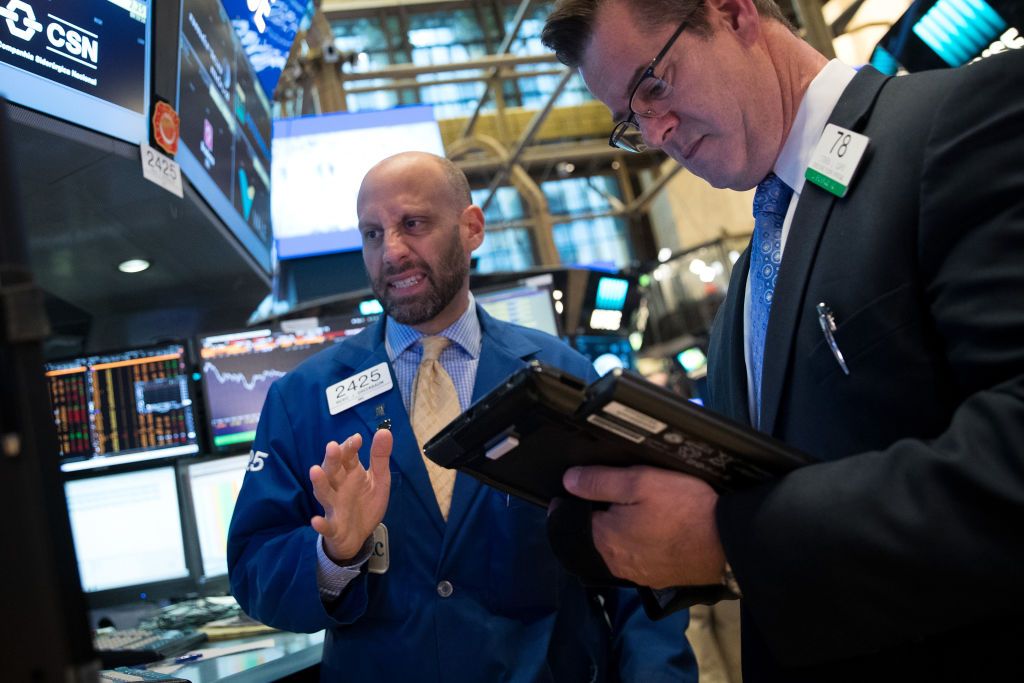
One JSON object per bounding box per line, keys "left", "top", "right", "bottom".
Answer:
{"left": 612, "top": 62, "right": 653, "bottom": 120}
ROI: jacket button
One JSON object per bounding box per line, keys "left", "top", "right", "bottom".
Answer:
{"left": 436, "top": 580, "right": 454, "bottom": 598}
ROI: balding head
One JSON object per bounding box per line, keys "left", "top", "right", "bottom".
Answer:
{"left": 356, "top": 150, "right": 485, "bottom": 334}
{"left": 358, "top": 151, "right": 472, "bottom": 216}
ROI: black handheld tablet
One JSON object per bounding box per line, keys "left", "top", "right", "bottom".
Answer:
{"left": 424, "top": 362, "right": 811, "bottom": 507}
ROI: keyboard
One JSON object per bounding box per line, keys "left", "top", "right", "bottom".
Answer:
{"left": 93, "top": 627, "right": 208, "bottom": 668}
{"left": 98, "top": 667, "right": 190, "bottom": 682}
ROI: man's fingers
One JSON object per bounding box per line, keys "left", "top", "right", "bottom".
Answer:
{"left": 309, "top": 465, "right": 336, "bottom": 510}
{"left": 323, "top": 434, "right": 363, "bottom": 477}
{"left": 369, "top": 429, "right": 393, "bottom": 475}
{"left": 562, "top": 465, "right": 639, "bottom": 503}
{"left": 310, "top": 514, "right": 333, "bottom": 538}
{"left": 338, "top": 434, "right": 362, "bottom": 471}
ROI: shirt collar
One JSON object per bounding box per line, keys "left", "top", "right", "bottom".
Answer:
{"left": 774, "top": 59, "right": 857, "bottom": 195}
{"left": 385, "top": 292, "right": 481, "bottom": 361}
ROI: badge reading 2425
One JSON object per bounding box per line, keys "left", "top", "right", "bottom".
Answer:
{"left": 327, "top": 362, "right": 393, "bottom": 415}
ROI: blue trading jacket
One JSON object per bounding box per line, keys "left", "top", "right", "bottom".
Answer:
{"left": 228, "top": 306, "right": 697, "bottom": 682}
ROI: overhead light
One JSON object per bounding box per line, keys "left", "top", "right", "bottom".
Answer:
{"left": 657, "top": 247, "right": 672, "bottom": 263}
{"left": 118, "top": 259, "right": 150, "bottom": 274}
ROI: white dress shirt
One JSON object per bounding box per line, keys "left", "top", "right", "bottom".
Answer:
{"left": 743, "top": 59, "right": 858, "bottom": 425}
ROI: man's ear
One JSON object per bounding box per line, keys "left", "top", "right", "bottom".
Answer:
{"left": 461, "top": 204, "right": 486, "bottom": 251}
{"left": 706, "top": 0, "right": 761, "bottom": 44}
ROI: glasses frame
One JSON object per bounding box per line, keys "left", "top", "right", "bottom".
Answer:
{"left": 608, "top": 17, "right": 691, "bottom": 153}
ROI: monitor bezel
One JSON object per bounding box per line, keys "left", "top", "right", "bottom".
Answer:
{"left": 63, "top": 461, "right": 197, "bottom": 610}
{"left": 176, "top": 452, "right": 251, "bottom": 597}
{"left": 472, "top": 273, "right": 565, "bottom": 339}
{"left": 195, "top": 314, "right": 375, "bottom": 455}
{"left": 44, "top": 338, "right": 203, "bottom": 473}
{"left": 0, "top": 0, "right": 152, "bottom": 145}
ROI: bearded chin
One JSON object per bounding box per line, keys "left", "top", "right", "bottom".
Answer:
{"left": 372, "top": 241, "right": 469, "bottom": 326}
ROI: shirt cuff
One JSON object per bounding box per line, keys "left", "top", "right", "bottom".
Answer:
{"left": 721, "top": 561, "right": 743, "bottom": 598}
{"left": 316, "top": 534, "right": 373, "bottom": 601}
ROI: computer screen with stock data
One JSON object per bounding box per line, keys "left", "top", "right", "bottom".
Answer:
{"left": 44, "top": 342, "right": 200, "bottom": 473}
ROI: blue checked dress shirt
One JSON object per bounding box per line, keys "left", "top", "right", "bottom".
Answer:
{"left": 316, "top": 296, "right": 481, "bottom": 597}
{"left": 384, "top": 294, "right": 482, "bottom": 414}
{"left": 748, "top": 173, "right": 793, "bottom": 429}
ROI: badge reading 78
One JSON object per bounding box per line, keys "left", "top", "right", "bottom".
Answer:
{"left": 327, "top": 362, "right": 393, "bottom": 415}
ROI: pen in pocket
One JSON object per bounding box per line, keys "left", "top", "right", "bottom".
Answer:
{"left": 815, "top": 302, "right": 850, "bottom": 376}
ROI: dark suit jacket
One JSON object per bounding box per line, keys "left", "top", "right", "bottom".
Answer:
{"left": 706, "top": 50, "right": 1024, "bottom": 681}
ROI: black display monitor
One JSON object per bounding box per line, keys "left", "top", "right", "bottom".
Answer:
{"left": 177, "top": 0, "right": 273, "bottom": 273}
{"left": 0, "top": 0, "right": 150, "bottom": 143}
{"left": 64, "top": 464, "right": 193, "bottom": 608}
{"left": 572, "top": 334, "right": 636, "bottom": 376}
{"left": 197, "top": 315, "right": 377, "bottom": 453}
{"left": 44, "top": 341, "right": 201, "bottom": 473}
{"left": 474, "top": 274, "right": 562, "bottom": 338}
{"left": 178, "top": 453, "right": 249, "bottom": 593}
{"left": 0, "top": 93, "right": 96, "bottom": 680}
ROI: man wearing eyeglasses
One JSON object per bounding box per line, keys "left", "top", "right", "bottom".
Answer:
{"left": 542, "top": 0, "right": 1024, "bottom": 681}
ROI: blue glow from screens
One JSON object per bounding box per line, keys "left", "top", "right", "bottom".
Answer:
{"left": 869, "top": 45, "right": 900, "bottom": 75}
{"left": 359, "top": 299, "right": 384, "bottom": 315}
{"left": 271, "top": 105, "right": 445, "bottom": 260}
{"left": 177, "top": 0, "right": 274, "bottom": 274}
{"left": 475, "top": 281, "right": 560, "bottom": 338}
{"left": 913, "top": 0, "right": 1007, "bottom": 66}
{"left": 219, "top": 0, "right": 312, "bottom": 97}
{"left": 0, "top": 0, "right": 150, "bottom": 143}
{"left": 677, "top": 347, "right": 708, "bottom": 374}
{"left": 595, "top": 276, "right": 629, "bottom": 311}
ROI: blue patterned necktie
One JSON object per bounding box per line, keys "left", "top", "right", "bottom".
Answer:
{"left": 749, "top": 173, "right": 793, "bottom": 428}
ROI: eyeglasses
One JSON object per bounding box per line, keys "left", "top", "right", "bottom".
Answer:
{"left": 608, "top": 17, "right": 690, "bottom": 153}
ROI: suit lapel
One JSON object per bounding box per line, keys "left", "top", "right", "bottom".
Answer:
{"left": 709, "top": 244, "right": 753, "bottom": 423}
{"left": 441, "top": 307, "right": 541, "bottom": 550}
{"left": 760, "top": 66, "right": 890, "bottom": 434}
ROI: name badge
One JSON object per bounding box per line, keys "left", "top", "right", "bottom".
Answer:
{"left": 368, "top": 523, "right": 389, "bottom": 574}
{"left": 805, "top": 123, "right": 870, "bottom": 198}
{"left": 326, "top": 362, "right": 393, "bottom": 415}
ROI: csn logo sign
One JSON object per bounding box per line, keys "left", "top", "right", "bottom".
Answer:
{"left": 0, "top": 0, "right": 100, "bottom": 66}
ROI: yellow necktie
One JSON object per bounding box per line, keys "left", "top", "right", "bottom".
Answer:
{"left": 410, "top": 336, "right": 461, "bottom": 521}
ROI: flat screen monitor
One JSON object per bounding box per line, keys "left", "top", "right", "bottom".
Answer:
{"left": 64, "top": 465, "right": 191, "bottom": 606}
{"left": 180, "top": 453, "right": 249, "bottom": 586}
{"left": 177, "top": 0, "right": 273, "bottom": 273}
{"left": 572, "top": 335, "right": 636, "bottom": 377}
{"left": 474, "top": 274, "right": 561, "bottom": 338}
{"left": 44, "top": 342, "right": 200, "bottom": 473}
{"left": 870, "top": 0, "right": 1023, "bottom": 74}
{"left": 271, "top": 105, "right": 445, "bottom": 260}
{"left": 219, "top": 0, "right": 313, "bottom": 98}
{"left": 0, "top": 0, "right": 150, "bottom": 143}
{"left": 198, "top": 315, "right": 377, "bottom": 453}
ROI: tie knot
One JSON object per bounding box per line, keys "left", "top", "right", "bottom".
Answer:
{"left": 420, "top": 335, "right": 450, "bottom": 363}
{"left": 753, "top": 173, "right": 793, "bottom": 218}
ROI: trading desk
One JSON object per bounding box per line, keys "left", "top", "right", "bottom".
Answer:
{"left": 170, "top": 630, "right": 324, "bottom": 683}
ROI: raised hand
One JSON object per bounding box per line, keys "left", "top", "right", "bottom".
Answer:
{"left": 310, "top": 429, "right": 393, "bottom": 563}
